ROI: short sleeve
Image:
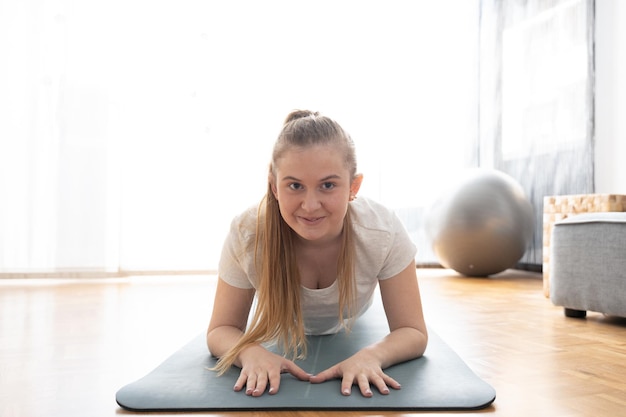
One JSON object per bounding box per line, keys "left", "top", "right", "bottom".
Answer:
{"left": 351, "top": 198, "right": 417, "bottom": 282}
{"left": 217, "top": 207, "right": 258, "bottom": 289}
{"left": 377, "top": 212, "right": 417, "bottom": 280}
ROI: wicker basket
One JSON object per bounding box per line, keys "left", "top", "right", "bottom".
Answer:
{"left": 543, "top": 194, "right": 626, "bottom": 297}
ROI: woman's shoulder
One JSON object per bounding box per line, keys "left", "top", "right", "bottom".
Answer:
{"left": 227, "top": 203, "right": 261, "bottom": 242}
{"left": 351, "top": 196, "right": 416, "bottom": 279}
{"left": 350, "top": 196, "right": 398, "bottom": 230}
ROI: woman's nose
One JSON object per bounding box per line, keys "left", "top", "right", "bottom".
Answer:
{"left": 301, "top": 190, "right": 322, "bottom": 211}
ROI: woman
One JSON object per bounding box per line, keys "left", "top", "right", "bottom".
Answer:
{"left": 207, "top": 110, "right": 428, "bottom": 398}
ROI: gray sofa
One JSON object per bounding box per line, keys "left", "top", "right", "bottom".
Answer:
{"left": 550, "top": 212, "right": 626, "bottom": 318}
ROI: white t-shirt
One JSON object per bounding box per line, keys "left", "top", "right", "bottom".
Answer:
{"left": 218, "top": 196, "right": 417, "bottom": 335}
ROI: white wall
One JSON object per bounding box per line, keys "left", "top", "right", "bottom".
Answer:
{"left": 595, "top": 0, "right": 626, "bottom": 193}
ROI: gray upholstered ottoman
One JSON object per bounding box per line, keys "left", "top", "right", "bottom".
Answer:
{"left": 550, "top": 212, "right": 626, "bottom": 318}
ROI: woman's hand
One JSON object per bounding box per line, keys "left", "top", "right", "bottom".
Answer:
{"left": 234, "top": 344, "right": 311, "bottom": 396}
{"left": 308, "top": 348, "right": 401, "bottom": 397}
{"left": 309, "top": 261, "right": 428, "bottom": 397}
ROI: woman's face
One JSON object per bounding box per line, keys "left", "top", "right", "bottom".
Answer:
{"left": 271, "top": 144, "right": 362, "bottom": 246}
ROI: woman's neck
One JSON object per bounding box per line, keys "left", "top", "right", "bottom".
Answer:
{"left": 295, "top": 233, "right": 343, "bottom": 290}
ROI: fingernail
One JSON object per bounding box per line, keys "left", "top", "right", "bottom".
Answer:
{"left": 269, "top": 387, "right": 275, "bottom": 394}
{"left": 365, "top": 389, "right": 372, "bottom": 396}
{"left": 342, "top": 388, "right": 350, "bottom": 396}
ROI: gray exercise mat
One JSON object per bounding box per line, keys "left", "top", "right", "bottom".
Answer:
{"left": 116, "top": 304, "right": 495, "bottom": 412}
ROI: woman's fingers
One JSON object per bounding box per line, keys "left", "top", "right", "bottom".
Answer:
{"left": 236, "top": 357, "right": 400, "bottom": 397}
{"left": 356, "top": 374, "right": 374, "bottom": 397}
{"left": 236, "top": 370, "right": 270, "bottom": 396}
{"left": 308, "top": 366, "right": 340, "bottom": 384}
{"left": 234, "top": 358, "right": 310, "bottom": 396}
{"left": 367, "top": 373, "right": 396, "bottom": 396}
{"left": 233, "top": 372, "right": 247, "bottom": 392}
{"left": 347, "top": 371, "right": 399, "bottom": 397}
{"left": 382, "top": 373, "right": 401, "bottom": 390}
{"left": 313, "top": 364, "right": 400, "bottom": 397}
{"left": 282, "top": 361, "right": 313, "bottom": 382}
{"left": 250, "top": 372, "right": 269, "bottom": 396}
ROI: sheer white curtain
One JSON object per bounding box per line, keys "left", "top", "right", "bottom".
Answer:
{"left": 0, "top": 0, "right": 478, "bottom": 275}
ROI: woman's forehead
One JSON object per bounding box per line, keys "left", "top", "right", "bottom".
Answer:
{"left": 276, "top": 145, "right": 350, "bottom": 178}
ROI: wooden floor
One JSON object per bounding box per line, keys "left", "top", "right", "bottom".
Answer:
{"left": 1, "top": 268, "right": 625, "bottom": 417}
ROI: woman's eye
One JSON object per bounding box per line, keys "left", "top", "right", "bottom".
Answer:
{"left": 289, "top": 183, "right": 303, "bottom": 191}
{"left": 321, "top": 182, "right": 335, "bottom": 190}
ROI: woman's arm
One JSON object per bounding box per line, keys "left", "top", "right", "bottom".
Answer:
{"left": 371, "top": 259, "right": 428, "bottom": 366}
{"left": 309, "top": 260, "right": 428, "bottom": 396}
{"left": 206, "top": 277, "right": 255, "bottom": 363}
{"left": 206, "top": 277, "right": 310, "bottom": 396}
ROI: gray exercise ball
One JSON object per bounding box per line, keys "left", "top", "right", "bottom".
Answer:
{"left": 425, "top": 168, "right": 534, "bottom": 277}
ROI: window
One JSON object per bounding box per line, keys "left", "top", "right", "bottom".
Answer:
{"left": 0, "top": 1, "right": 479, "bottom": 274}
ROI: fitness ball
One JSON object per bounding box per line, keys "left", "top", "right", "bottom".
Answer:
{"left": 425, "top": 168, "right": 534, "bottom": 276}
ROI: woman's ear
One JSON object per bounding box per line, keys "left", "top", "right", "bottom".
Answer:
{"left": 350, "top": 173, "right": 364, "bottom": 198}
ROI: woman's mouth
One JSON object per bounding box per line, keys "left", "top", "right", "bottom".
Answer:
{"left": 299, "top": 216, "right": 324, "bottom": 225}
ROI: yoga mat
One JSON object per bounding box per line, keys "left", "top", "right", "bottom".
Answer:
{"left": 117, "top": 301, "right": 495, "bottom": 412}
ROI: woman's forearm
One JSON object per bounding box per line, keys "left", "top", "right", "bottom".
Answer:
{"left": 362, "top": 327, "right": 428, "bottom": 369}
{"left": 206, "top": 326, "right": 246, "bottom": 362}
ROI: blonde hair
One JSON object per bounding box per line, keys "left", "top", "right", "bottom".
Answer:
{"left": 213, "top": 110, "right": 359, "bottom": 374}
